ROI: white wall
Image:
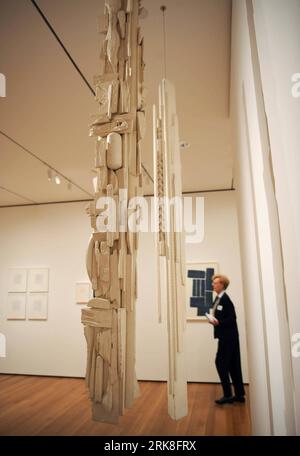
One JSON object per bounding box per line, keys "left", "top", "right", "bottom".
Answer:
{"left": 231, "top": 0, "right": 297, "bottom": 435}
{"left": 0, "top": 192, "right": 248, "bottom": 385}
{"left": 0, "top": 202, "right": 89, "bottom": 377}
{"left": 137, "top": 191, "right": 248, "bottom": 383}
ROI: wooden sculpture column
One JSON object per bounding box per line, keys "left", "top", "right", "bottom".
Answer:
{"left": 82, "top": 0, "right": 146, "bottom": 424}
{"left": 153, "top": 79, "right": 188, "bottom": 420}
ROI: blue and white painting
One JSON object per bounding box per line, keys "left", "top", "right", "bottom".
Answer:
{"left": 185, "top": 263, "right": 218, "bottom": 320}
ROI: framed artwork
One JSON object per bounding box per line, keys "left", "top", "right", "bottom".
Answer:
{"left": 28, "top": 292, "right": 48, "bottom": 320}
{"left": 7, "top": 293, "right": 26, "bottom": 320}
{"left": 28, "top": 268, "right": 49, "bottom": 292}
{"left": 185, "top": 262, "right": 218, "bottom": 321}
{"left": 8, "top": 269, "right": 27, "bottom": 292}
{"left": 75, "top": 282, "right": 91, "bottom": 304}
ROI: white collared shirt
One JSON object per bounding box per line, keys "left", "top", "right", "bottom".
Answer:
{"left": 212, "top": 290, "right": 226, "bottom": 316}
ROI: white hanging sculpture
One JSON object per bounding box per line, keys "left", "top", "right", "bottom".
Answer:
{"left": 153, "top": 79, "right": 188, "bottom": 420}
{"left": 82, "top": 0, "right": 146, "bottom": 424}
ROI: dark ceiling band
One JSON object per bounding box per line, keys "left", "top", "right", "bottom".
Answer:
{"left": 30, "top": 0, "right": 154, "bottom": 184}
{"left": 0, "top": 185, "right": 37, "bottom": 204}
{"left": 0, "top": 187, "right": 235, "bottom": 209}
{"left": 30, "top": 0, "right": 95, "bottom": 96}
{"left": 142, "top": 163, "right": 154, "bottom": 183}
{"left": 0, "top": 130, "right": 93, "bottom": 197}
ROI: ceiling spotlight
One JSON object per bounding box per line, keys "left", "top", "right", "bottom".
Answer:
{"left": 47, "top": 168, "right": 53, "bottom": 181}
{"left": 179, "top": 141, "right": 190, "bottom": 150}
{"left": 54, "top": 174, "right": 61, "bottom": 185}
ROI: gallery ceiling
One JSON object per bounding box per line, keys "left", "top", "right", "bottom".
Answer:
{"left": 0, "top": 0, "right": 232, "bottom": 207}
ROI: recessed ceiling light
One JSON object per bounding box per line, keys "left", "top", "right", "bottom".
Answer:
{"left": 47, "top": 168, "right": 53, "bottom": 181}
{"left": 54, "top": 174, "right": 61, "bottom": 185}
{"left": 179, "top": 141, "right": 190, "bottom": 150}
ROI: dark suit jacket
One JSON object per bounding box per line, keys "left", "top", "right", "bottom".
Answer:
{"left": 213, "top": 292, "right": 239, "bottom": 340}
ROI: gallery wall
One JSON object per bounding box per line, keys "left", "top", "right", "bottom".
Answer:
{"left": 0, "top": 191, "right": 248, "bottom": 383}
{"left": 136, "top": 192, "right": 248, "bottom": 383}
{"left": 0, "top": 202, "right": 90, "bottom": 377}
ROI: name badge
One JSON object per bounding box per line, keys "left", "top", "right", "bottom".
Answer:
{"left": 217, "top": 305, "right": 223, "bottom": 311}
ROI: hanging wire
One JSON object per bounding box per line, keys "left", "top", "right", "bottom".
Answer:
{"left": 160, "top": 6, "right": 167, "bottom": 79}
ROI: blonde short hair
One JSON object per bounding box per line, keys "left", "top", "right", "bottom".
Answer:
{"left": 212, "top": 274, "right": 230, "bottom": 290}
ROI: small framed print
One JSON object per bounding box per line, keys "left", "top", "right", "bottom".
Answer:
{"left": 75, "top": 282, "right": 91, "bottom": 304}
{"left": 7, "top": 293, "right": 26, "bottom": 320}
{"left": 8, "top": 269, "right": 27, "bottom": 292}
{"left": 28, "top": 292, "right": 48, "bottom": 320}
{"left": 28, "top": 269, "right": 49, "bottom": 292}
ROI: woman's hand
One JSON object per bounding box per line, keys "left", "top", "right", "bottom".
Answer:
{"left": 210, "top": 318, "right": 219, "bottom": 326}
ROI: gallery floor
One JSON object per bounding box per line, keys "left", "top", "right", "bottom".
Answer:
{"left": 0, "top": 375, "right": 251, "bottom": 436}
